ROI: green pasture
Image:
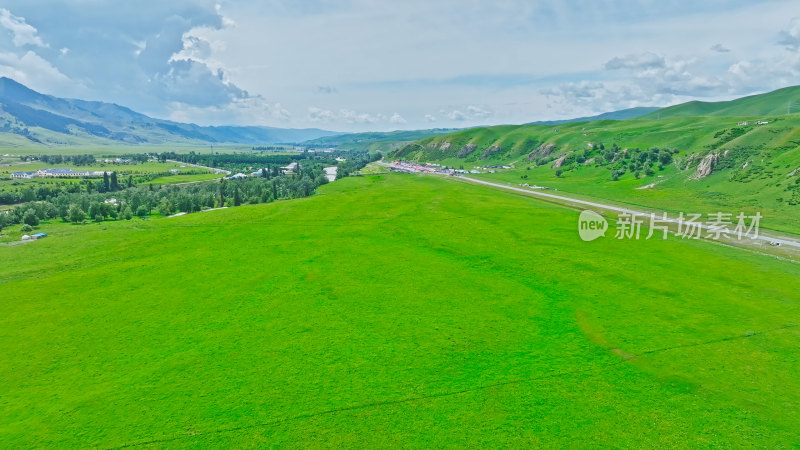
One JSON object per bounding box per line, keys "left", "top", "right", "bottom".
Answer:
{"left": 1, "top": 174, "right": 799, "bottom": 447}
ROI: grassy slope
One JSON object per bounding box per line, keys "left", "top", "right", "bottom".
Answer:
{"left": 641, "top": 85, "right": 800, "bottom": 119}
{"left": 392, "top": 115, "right": 800, "bottom": 233}
{"left": 1, "top": 174, "right": 799, "bottom": 447}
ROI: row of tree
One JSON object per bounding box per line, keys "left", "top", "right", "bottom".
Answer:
{"left": 25, "top": 154, "right": 97, "bottom": 165}
{"left": 0, "top": 174, "right": 326, "bottom": 232}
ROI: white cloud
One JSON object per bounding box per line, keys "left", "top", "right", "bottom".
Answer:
{"left": 308, "top": 106, "right": 336, "bottom": 123}
{"left": 0, "top": 50, "right": 71, "bottom": 92}
{"left": 466, "top": 105, "right": 492, "bottom": 118}
{"left": 0, "top": 8, "right": 46, "bottom": 48}
{"left": 215, "top": 3, "right": 236, "bottom": 28}
{"left": 424, "top": 114, "right": 436, "bottom": 122}
{"left": 448, "top": 110, "right": 466, "bottom": 121}
{"left": 778, "top": 17, "right": 800, "bottom": 51}
{"left": 389, "top": 112, "right": 406, "bottom": 124}
{"left": 340, "top": 109, "right": 385, "bottom": 124}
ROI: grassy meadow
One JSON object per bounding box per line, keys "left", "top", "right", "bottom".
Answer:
{"left": 1, "top": 173, "right": 799, "bottom": 447}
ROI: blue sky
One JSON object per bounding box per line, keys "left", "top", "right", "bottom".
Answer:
{"left": 1, "top": 0, "right": 799, "bottom": 131}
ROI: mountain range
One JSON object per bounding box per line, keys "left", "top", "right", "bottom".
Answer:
{"left": 0, "top": 77, "right": 342, "bottom": 146}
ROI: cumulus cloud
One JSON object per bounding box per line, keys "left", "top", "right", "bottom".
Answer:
{"left": 340, "top": 109, "right": 385, "bottom": 124}
{"left": 0, "top": 50, "right": 71, "bottom": 92}
{"left": 424, "top": 114, "right": 436, "bottom": 122}
{"left": 308, "top": 106, "right": 336, "bottom": 123}
{"left": 0, "top": 8, "right": 46, "bottom": 48}
{"left": 448, "top": 110, "right": 466, "bottom": 121}
{"left": 0, "top": 2, "right": 250, "bottom": 118}
{"left": 778, "top": 17, "right": 800, "bottom": 51}
{"left": 389, "top": 112, "right": 406, "bottom": 124}
{"left": 711, "top": 43, "right": 730, "bottom": 53}
{"left": 602, "top": 53, "right": 723, "bottom": 97}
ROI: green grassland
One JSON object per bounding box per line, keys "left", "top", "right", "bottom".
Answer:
{"left": 2, "top": 174, "right": 799, "bottom": 447}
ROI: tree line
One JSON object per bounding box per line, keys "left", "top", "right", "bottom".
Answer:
{"left": 0, "top": 153, "right": 378, "bottom": 233}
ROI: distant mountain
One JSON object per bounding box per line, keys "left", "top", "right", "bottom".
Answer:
{"left": 643, "top": 86, "right": 800, "bottom": 119}
{"left": 0, "top": 77, "right": 343, "bottom": 146}
{"left": 527, "top": 107, "right": 660, "bottom": 125}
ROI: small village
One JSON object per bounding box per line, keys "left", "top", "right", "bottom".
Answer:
{"left": 385, "top": 160, "right": 513, "bottom": 175}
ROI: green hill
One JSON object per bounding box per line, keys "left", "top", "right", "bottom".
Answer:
{"left": 643, "top": 85, "right": 800, "bottom": 119}
{"left": 2, "top": 174, "right": 800, "bottom": 446}
{"left": 389, "top": 113, "right": 800, "bottom": 233}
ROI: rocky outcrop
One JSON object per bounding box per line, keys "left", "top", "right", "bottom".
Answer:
{"left": 584, "top": 157, "right": 596, "bottom": 165}
{"left": 457, "top": 144, "right": 478, "bottom": 158}
{"left": 439, "top": 141, "right": 451, "bottom": 152}
{"left": 692, "top": 153, "right": 719, "bottom": 179}
{"left": 551, "top": 153, "right": 571, "bottom": 169}
{"left": 525, "top": 143, "right": 555, "bottom": 162}
{"left": 481, "top": 145, "right": 502, "bottom": 159}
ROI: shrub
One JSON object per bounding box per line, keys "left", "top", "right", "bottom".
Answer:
{"left": 23, "top": 210, "right": 39, "bottom": 226}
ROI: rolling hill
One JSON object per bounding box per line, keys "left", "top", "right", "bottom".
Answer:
{"left": 0, "top": 77, "right": 342, "bottom": 146}
{"left": 389, "top": 86, "right": 800, "bottom": 234}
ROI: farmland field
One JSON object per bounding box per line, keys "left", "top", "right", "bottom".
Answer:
{"left": 0, "top": 160, "right": 213, "bottom": 196}
{"left": 1, "top": 174, "right": 799, "bottom": 447}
